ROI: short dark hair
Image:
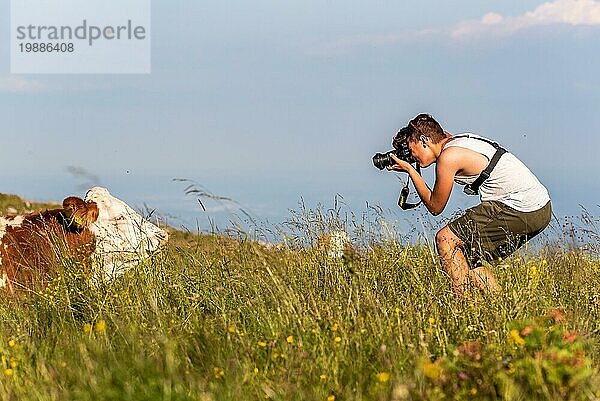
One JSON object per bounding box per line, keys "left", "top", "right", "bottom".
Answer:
{"left": 407, "top": 114, "right": 445, "bottom": 143}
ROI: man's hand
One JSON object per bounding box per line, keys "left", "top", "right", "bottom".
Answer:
{"left": 386, "top": 153, "right": 415, "bottom": 173}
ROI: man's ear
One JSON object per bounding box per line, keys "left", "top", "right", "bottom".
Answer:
{"left": 62, "top": 197, "right": 99, "bottom": 229}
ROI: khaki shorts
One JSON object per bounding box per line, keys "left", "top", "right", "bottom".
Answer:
{"left": 447, "top": 200, "right": 552, "bottom": 268}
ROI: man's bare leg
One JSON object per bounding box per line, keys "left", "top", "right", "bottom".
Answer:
{"left": 436, "top": 226, "right": 470, "bottom": 295}
{"left": 471, "top": 266, "right": 500, "bottom": 293}
{"left": 436, "top": 226, "right": 500, "bottom": 295}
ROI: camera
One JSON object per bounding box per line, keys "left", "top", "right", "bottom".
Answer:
{"left": 372, "top": 126, "right": 422, "bottom": 210}
{"left": 372, "top": 127, "right": 415, "bottom": 170}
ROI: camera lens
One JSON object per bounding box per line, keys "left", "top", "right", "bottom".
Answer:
{"left": 372, "top": 152, "right": 393, "bottom": 170}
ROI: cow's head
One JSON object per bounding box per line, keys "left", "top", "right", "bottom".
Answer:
{"left": 84, "top": 187, "right": 169, "bottom": 281}
{"left": 62, "top": 197, "right": 99, "bottom": 232}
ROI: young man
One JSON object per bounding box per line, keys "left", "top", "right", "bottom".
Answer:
{"left": 387, "top": 114, "right": 551, "bottom": 295}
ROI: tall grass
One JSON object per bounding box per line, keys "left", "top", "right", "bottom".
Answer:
{"left": 0, "top": 200, "right": 598, "bottom": 400}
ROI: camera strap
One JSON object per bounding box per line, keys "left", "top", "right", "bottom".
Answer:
{"left": 397, "top": 165, "right": 422, "bottom": 210}
{"left": 453, "top": 135, "right": 508, "bottom": 195}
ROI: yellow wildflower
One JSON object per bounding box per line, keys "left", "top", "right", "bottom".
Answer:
{"left": 509, "top": 329, "right": 525, "bottom": 345}
{"left": 8, "top": 340, "right": 16, "bottom": 348}
{"left": 331, "top": 323, "right": 338, "bottom": 332}
{"left": 4, "top": 369, "right": 13, "bottom": 377}
{"left": 320, "top": 374, "right": 327, "bottom": 380}
{"left": 94, "top": 320, "right": 106, "bottom": 333}
{"left": 83, "top": 323, "right": 92, "bottom": 333}
{"left": 258, "top": 341, "right": 267, "bottom": 347}
{"left": 227, "top": 325, "right": 236, "bottom": 333}
{"left": 376, "top": 372, "right": 390, "bottom": 383}
{"left": 327, "top": 395, "right": 336, "bottom": 401}
{"left": 529, "top": 265, "right": 538, "bottom": 277}
{"left": 286, "top": 335, "right": 294, "bottom": 344}
{"left": 213, "top": 367, "right": 225, "bottom": 378}
{"left": 419, "top": 359, "right": 442, "bottom": 379}
{"left": 334, "top": 336, "right": 342, "bottom": 343}
{"left": 428, "top": 317, "right": 436, "bottom": 325}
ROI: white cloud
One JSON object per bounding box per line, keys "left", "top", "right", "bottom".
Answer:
{"left": 451, "top": 0, "right": 600, "bottom": 38}
{"left": 0, "top": 76, "right": 53, "bottom": 93}
{"left": 311, "top": 0, "right": 600, "bottom": 54}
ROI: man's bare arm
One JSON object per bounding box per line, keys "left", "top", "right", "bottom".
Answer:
{"left": 396, "top": 149, "right": 461, "bottom": 215}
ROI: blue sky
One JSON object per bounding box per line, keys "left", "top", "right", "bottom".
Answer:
{"left": 1, "top": 0, "right": 599, "bottom": 232}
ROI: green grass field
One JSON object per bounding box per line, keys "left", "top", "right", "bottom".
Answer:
{"left": 0, "top": 194, "right": 598, "bottom": 400}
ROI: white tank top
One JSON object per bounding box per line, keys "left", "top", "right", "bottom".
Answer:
{"left": 443, "top": 133, "right": 550, "bottom": 212}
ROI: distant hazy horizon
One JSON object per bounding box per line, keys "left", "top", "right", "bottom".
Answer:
{"left": 1, "top": 163, "right": 596, "bottom": 243}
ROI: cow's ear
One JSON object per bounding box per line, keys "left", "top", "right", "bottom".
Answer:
{"left": 63, "top": 197, "right": 99, "bottom": 228}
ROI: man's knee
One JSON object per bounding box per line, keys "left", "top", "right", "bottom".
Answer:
{"left": 436, "top": 226, "right": 462, "bottom": 254}
{"left": 435, "top": 227, "right": 447, "bottom": 249}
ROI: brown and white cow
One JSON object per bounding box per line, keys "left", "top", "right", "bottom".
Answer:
{"left": 0, "top": 196, "right": 99, "bottom": 293}
{"left": 0, "top": 187, "right": 168, "bottom": 292}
